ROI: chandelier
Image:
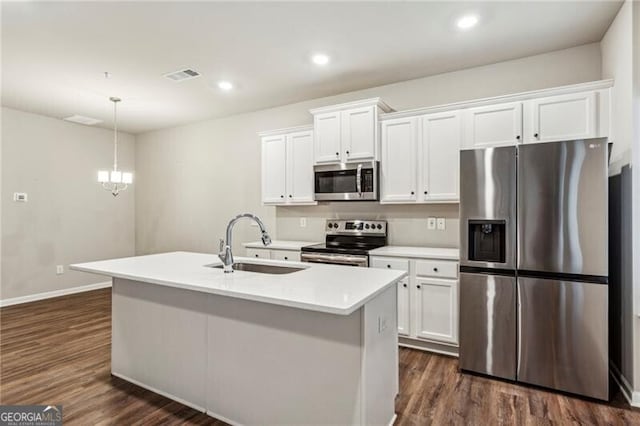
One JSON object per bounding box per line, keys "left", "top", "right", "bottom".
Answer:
{"left": 98, "top": 97, "right": 132, "bottom": 196}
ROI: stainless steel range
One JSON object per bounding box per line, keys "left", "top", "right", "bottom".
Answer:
{"left": 301, "top": 219, "right": 387, "bottom": 267}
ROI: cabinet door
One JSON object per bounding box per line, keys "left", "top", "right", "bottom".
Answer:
{"left": 463, "top": 102, "right": 522, "bottom": 148}
{"left": 422, "top": 111, "right": 461, "bottom": 202}
{"left": 262, "top": 135, "right": 287, "bottom": 204}
{"left": 341, "top": 106, "right": 376, "bottom": 162}
{"left": 314, "top": 111, "right": 342, "bottom": 164}
{"left": 415, "top": 277, "right": 458, "bottom": 344}
{"left": 380, "top": 117, "right": 418, "bottom": 203}
{"left": 397, "top": 278, "right": 410, "bottom": 337}
{"left": 524, "top": 92, "right": 597, "bottom": 143}
{"left": 286, "top": 131, "right": 315, "bottom": 204}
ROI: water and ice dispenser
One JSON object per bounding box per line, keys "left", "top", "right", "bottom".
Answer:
{"left": 467, "top": 220, "right": 506, "bottom": 264}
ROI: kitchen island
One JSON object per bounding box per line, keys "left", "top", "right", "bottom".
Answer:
{"left": 71, "top": 251, "right": 406, "bottom": 426}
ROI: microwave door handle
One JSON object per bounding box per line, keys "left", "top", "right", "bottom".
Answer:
{"left": 356, "top": 164, "right": 363, "bottom": 198}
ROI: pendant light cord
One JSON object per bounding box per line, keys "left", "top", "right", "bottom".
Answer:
{"left": 113, "top": 99, "right": 118, "bottom": 171}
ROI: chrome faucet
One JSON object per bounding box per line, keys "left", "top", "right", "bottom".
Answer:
{"left": 219, "top": 213, "right": 272, "bottom": 273}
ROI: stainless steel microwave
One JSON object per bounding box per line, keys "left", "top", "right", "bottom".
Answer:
{"left": 314, "top": 161, "right": 379, "bottom": 201}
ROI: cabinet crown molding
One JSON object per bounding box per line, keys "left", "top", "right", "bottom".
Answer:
{"left": 309, "top": 97, "right": 394, "bottom": 115}
{"left": 258, "top": 124, "right": 313, "bottom": 137}
{"left": 380, "top": 79, "right": 614, "bottom": 121}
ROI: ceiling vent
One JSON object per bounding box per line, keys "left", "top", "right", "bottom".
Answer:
{"left": 63, "top": 115, "right": 102, "bottom": 126}
{"left": 163, "top": 68, "right": 201, "bottom": 82}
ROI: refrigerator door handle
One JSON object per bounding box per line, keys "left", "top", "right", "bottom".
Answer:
{"left": 516, "top": 281, "right": 522, "bottom": 377}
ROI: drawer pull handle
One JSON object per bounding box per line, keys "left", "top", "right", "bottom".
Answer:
{"left": 403, "top": 283, "right": 407, "bottom": 288}
{"left": 387, "top": 264, "right": 391, "bottom": 268}
{"left": 433, "top": 267, "right": 438, "bottom": 272}
{"left": 284, "top": 256, "right": 288, "bottom": 260}
{"left": 417, "top": 285, "right": 421, "bottom": 289}
{"left": 255, "top": 254, "right": 259, "bottom": 258}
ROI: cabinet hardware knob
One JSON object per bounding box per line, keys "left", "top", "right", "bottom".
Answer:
{"left": 387, "top": 264, "right": 391, "bottom": 268}
{"left": 255, "top": 254, "right": 259, "bottom": 258}
{"left": 534, "top": 133, "right": 539, "bottom": 138}
{"left": 433, "top": 267, "right": 438, "bottom": 272}
{"left": 346, "top": 150, "right": 350, "bottom": 155}
{"left": 411, "top": 191, "right": 415, "bottom": 195}
{"left": 280, "top": 195, "right": 284, "bottom": 198}
{"left": 403, "top": 283, "right": 407, "bottom": 288}
{"left": 284, "top": 257, "right": 288, "bottom": 260}
{"left": 424, "top": 191, "right": 428, "bottom": 195}
{"left": 516, "top": 135, "right": 521, "bottom": 140}
{"left": 336, "top": 152, "right": 339, "bottom": 156}
{"left": 417, "top": 285, "right": 421, "bottom": 289}
{"left": 289, "top": 195, "right": 292, "bottom": 198}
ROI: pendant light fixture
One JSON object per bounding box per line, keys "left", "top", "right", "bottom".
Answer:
{"left": 98, "top": 97, "right": 132, "bottom": 196}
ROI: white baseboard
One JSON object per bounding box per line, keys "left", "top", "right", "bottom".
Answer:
{"left": 610, "top": 362, "right": 640, "bottom": 407}
{"left": 0, "top": 281, "right": 112, "bottom": 307}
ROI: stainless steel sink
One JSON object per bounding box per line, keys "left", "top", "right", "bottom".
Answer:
{"left": 205, "top": 262, "right": 305, "bottom": 274}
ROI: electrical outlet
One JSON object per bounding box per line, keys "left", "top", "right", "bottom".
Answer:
{"left": 56, "top": 265, "right": 64, "bottom": 275}
{"left": 300, "top": 217, "right": 307, "bottom": 228}
{"left": 13, "top": 193, "right": 28, "bottom": 202}
{"left": 437, "top": 218, "right": 446, "bottom": 230}
{"left": 378, "top": 316, "right": 388, "bottom": 333}
{"left": 427, "top": 217, "right": 436, "bottom": 230}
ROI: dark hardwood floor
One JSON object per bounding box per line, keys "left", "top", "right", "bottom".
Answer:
{"left": 1, "top": 288, "right": 639, "bottom": 425}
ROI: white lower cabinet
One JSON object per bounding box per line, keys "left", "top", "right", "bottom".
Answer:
{"left": 415, "top": 277, "right": 458, "bottom": 344}
{"left": 245, "top": 247, "right": 301, "bottom": 262}
{"left": 370, "top": 255, "right": 459, "bottom": 353}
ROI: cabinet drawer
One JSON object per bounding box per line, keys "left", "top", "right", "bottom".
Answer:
{"left": 370, "top": 257, "right": 409, "bottom": 272}
{"left": 246, "top": 248, "right": 270, "bottom": 259}
{"left": 415, "top": 260, "right": 458, "bottom": 279}
{"left": 270, "top": 250, "right": 301, "bottom": 262}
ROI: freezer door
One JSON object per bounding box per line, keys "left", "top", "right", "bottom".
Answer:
{"left": 459, "top": 272, "right": 517, "bottom": 380}
{"left": 517, "top": 277, "right": 608, "bottom": 400}
{"left": 460, "top": 146, "right": 517, "bottom": 270}
{"left": 517, "top": 138, "right": 608, "bottom": 276}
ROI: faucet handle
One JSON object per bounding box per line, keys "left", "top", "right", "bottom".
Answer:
{"left": 219, "top": 238, "right": 225, "bottom": 253}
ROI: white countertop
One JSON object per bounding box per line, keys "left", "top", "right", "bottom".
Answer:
{"left": 243, "top": 240, "right": 319, "bottom": 250}
{"left": 369, "top": 246, "right": 460, "bottom": 260}
{"left": 71, "top": 251, "right": 406, "bottom": 316}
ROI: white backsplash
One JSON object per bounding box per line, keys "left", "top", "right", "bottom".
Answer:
{"left": 275, "top": 202, "right": 459, "bottom": 248}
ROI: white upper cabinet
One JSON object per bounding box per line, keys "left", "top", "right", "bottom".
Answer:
{"left": 261, "top": 127, "right": 316, "bottom": 206}
{"left": 524, "top": 91, "right": 597, "bottom": 143}
{"left": 262, "top": 135, "right": 287, "bottom": 204}
{"left": 341, "top": 106, "right": 376, "bottom": 161}
{"left": 313, "top": 112, "right": 342, "bottom": 164}
{"left": 462, "top": 102, "right": 523, "bottom": 149}
{"left": 421, "top": 111, "right": 461, "bottom": 202}
{"left": 380, "top": 117, "right": 418, "bottom": 203}
{"left": 286, "top": 130, "right": 315, "bottom": 203}
{"left": 310, "top": 98, "right": 392, "bottom": 165}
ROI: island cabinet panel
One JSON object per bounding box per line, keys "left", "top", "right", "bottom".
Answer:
{"left": 111, "top": 279, "right": 208, "bottom": 410}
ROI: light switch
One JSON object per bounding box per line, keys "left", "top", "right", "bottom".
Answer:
{"left": 56, "top": 265, "right": 64, "bottom": 275}
{"left": 13, "top": 192, "right": 27, "bottom": 202}
{"left": 300, "top": 217, "right": 307, "bottom": 228}
{"left": 427, "top": 217, "right": 436, "bottom": 230}
{"left": 437, "top": 218, "right": 446, "bottom": 230}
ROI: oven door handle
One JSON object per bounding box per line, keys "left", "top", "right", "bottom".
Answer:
{"left": 356, "top": 164, "right": 363, "bottom": 198}
{"left": 301, "top": 252, "right": 368, "bottom": 267}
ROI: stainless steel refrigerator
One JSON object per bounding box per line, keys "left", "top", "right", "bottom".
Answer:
{"left": 458, "top": 138, "right": 609, "bottom": 400}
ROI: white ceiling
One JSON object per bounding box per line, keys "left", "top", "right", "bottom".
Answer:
{"left": 2, "top": 1, "right": 622, "bottom": 134}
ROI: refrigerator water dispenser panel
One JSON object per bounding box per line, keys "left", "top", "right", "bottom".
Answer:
{"left": 468, "top": 220, "right": 506, "bottom": 263}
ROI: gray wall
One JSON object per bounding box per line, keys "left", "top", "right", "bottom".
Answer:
{"left": 601, "top": 0, "right": 638, "bottom": 393}
{"left": 135, "top": 43, "right": 602, "bottom": 256}
{"left": 1, "top": 107, "right": 135, "bottom": 300}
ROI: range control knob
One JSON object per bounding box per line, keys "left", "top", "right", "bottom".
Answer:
{"left": 365, "top": 224, "right": 370, "bottom": 229}
{"left": 328, "top": 223, "right": 333, "bottom": 228}
{"left": 376, "top": 224, "right": 382, "bottom": 230}
{"left": 333, "top": 223, "right": 339, "bottom": 229}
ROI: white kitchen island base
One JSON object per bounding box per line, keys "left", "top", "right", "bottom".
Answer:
{"left": 112, "top": 277, "right": 398, "bottom": 426}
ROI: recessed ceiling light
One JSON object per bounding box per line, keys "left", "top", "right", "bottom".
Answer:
{"left": 457, "top": 15, "right": 479, "bottom": 30}
{"left": 63, "top": 115, "right": 102, "bottom": 126}
{"left": 218, "top": 81, "right": 234, "bottom": 91}
{"left": 311, "top": 53, "right": 330, "bottom": 66}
